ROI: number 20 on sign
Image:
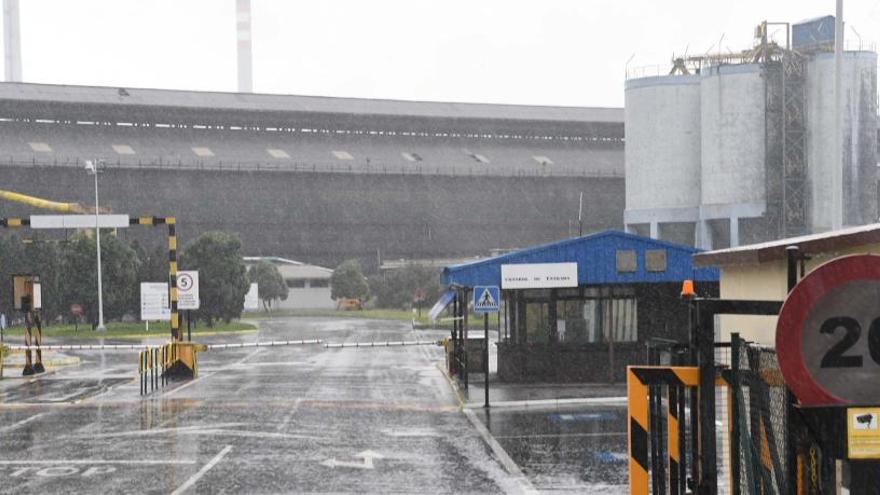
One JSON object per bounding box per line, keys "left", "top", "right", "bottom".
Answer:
{"left": 777, "top": 254, "right": 880, "bottom": 406}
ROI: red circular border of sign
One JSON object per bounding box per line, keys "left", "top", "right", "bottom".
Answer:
{"left": 776, "top": 254, "right": 880, "bottom": 406}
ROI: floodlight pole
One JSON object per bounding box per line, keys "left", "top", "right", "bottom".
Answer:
{"left": 87, "top": 161, "right": 106, "bottom": 332}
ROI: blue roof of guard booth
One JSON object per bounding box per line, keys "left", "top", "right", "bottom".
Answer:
{"left": 441, "top": 230, "right": 719, "bottom": 288}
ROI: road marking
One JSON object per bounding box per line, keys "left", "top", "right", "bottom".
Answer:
{"left": 170, "top": 445, "right": 233, "bottom": 495}
{"left": 0, "top": 413, "right": 46, "bottom": 433}
{"left": 463, "top": 397, "right": 627, "bottom": 410}
{"left": 276, "top": 398, "right": 303, "bottom": 431}
{"left": 320, "top": 450, "right": 384, "bottom": 470}
{"left": 163, "top": 348, "right": 263, "bottom": 397}
{"left": 64, "top": 423, "right": 322, "bottom": 441}
{"left": 0, "top": 459, "right": 196, "bottom": 465}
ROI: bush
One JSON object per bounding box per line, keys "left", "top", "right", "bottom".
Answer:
{"left": 369, "top": 263, "right": 441, "bottom": 309}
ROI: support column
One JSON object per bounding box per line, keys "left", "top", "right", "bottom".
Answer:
{"left": 696, "top": 220, "right": 713, "bottom": 250}
{"left": 649, "top": 222, "right": 659, "bottom": 239}
{"left": 730, "top": 217, "right": 740, "bottom": 247}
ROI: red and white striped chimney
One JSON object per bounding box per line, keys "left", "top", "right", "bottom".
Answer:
{"left": 4, "top": 0, "right": 22, "bottom": 82}
{"left": 236, "top": 0, "right": 252, "bottom": 93}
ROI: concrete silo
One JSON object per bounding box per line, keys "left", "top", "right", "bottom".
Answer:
{"left": 699, "top": 64, "right": 768, "bottom": 247}
{"left": 624, "top": 16, "right": 878, "bottom": 250}
{"left": 624, "top": 74, "right": 702, "bottom": 246}
{"left": 805, "top": 51, "right": 879, "bottom": 230}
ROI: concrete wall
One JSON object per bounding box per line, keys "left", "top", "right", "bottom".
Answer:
{"left": 625, "top": 75, "right": 702, "bottom": 210}
{"left": 276, "top": 288, "right": 334, "bottom": 310}
{"left": 806, "top": 51, "right": 879, "bottom": 231}
{"left": 700, "top": 64, "right": 767, "bottom": 207}
{"left": 0, "top": 165, "right": 624, "bottom": 268}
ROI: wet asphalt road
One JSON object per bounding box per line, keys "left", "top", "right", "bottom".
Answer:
{"left": 0, "top": 317, "right": 627, "bottom": 494}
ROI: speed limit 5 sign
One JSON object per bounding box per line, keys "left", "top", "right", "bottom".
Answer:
{"left": 777, "top": 254, "right": 880, "bottom": 405}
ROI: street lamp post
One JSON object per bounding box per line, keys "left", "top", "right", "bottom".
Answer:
{"left": 85, "top": 160, "right": 106, "bottom": 332}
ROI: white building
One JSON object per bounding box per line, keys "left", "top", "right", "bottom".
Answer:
{"left": 243, "top": 257, "right": 334, "bottom": 310}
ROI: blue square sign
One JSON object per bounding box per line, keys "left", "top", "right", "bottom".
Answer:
{"left": 473, "top": 286, "right": 500, "bottom": 313}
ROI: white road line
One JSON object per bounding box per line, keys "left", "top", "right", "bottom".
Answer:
{"left": 0, "top": 459, "right": 196, "bottom": 465}
{"left": 463, "top": 396, "right": 627, "bottom": 410}
{"left": 170, "top": 445, "right": 233, "bottom": 495}
{"left": 163, "top": 348, "right": 263, "bottom": 397}
{"left": 0, "top": 413, "right": 46, "bottom": 434}
{"left": 276, "top": 398, "right": 303, "bottom": 431}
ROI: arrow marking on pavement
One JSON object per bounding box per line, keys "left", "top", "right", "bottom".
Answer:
{"left": 320, "top": 450, "right": 385, "bottom": 470}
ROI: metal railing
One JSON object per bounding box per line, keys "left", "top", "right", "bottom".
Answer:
{"left": 0, "top": 156, "right": 624, "bottom": 179}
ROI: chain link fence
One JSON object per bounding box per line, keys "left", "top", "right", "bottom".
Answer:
{"left": 729, "top": 335, "right": 789, "bottom": 495}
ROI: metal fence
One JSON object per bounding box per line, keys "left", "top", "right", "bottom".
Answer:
{"left": 729, "top": 334, "right": 789, "bottom": 495}
{"left": 0, "top": 156, "right": 624, "bottom": 179}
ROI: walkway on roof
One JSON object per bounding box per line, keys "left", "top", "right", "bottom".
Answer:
{"left": 441, "top": 230, "right": 718, "bottom": 288}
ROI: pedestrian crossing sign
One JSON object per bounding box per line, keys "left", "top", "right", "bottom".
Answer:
{"left": 473, "top": 286, "right": 500, "bottom": 313}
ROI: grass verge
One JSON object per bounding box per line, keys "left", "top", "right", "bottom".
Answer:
{"left": 0, "top": 320, "right": 256, "bottom": 339}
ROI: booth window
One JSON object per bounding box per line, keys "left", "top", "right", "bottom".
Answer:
{"left": 522, "top": 293, "right": 638, "bottom": 344}
{"left": 646, "top": 249, "right": 667, "bottom": 272}
{"left": 616, "top": 250, "right": 637, "bottom": 272}
{"left": 576, "top": 297, "right": 637, "bottom": 343}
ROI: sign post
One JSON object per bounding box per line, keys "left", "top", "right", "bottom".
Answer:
{"left": 474, "top": 285, "right": 500, "bottom": 408}
{"left": 177, "top": 271, "right": 200, "bottom": 342}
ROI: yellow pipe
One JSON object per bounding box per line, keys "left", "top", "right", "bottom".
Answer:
{"left": 0, "top": 190, "right": 108, "bottom": 214}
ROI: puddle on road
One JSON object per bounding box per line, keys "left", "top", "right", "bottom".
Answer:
{"left": 480, "top": 406, "right": 628, "bottom": 492}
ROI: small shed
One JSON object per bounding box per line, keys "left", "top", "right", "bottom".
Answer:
{"left": 440, "top": 230, "right": 719, "bottom": 382}
{"left": 693, "top": 223, "right": 880, "bottom": 346}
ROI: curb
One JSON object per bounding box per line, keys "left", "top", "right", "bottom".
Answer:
{"left": 463, "top": 396, "right": 628, "bottom": 410}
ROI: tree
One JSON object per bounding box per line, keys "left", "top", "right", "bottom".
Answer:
{"left": 247, "top": 260, "right": 288, "bottom": 311}
{"left": 330, "top": 259, "right": 369, "bottom": 301}
{"left": 61, "top": 231, "right": 139, "bottom": 325}
{"left": 180, "top": 231, "right": 249, "bottom": 325}
{"left": 369, "top": 263, "right": 441, "bottom": 309}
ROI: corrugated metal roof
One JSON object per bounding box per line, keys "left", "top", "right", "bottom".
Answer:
{"left": 243, "top": 256, "right": 332, "bottom": 278}
{"left": 0, "top": 82, "right": 623, "bottom": 124}
{"left": 442, "top": 230, "right": 718, "bottom": 288}
{"left": 693, "top": 223, "right": 880, "bottom": 267}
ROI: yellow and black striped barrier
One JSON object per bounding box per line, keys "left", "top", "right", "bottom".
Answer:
{"left": 138, "top": 342, "right": 206, "bottom": 395}
{"left": 627, "top": 366, "right": 728, "bottom": 495}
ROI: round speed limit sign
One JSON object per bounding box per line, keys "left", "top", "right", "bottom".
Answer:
{"left": 777, "top": 254, "right": 880, "bottom": 405}
{"left": 178, "top": 273, "right": 194, "bottom": 291}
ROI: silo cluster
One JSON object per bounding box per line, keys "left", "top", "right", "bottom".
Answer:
{"left": 624, "top": 17, "right": 878, "bottom": 249}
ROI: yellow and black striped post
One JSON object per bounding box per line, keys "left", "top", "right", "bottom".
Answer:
{"left": 668, "top": 386, "right": 683, "bottom": 495}
{"left": 627, "top": 367, "right": 650, "bottom": 495}
{"left": 627, "top": 366, "right": 702, "bottom": 495}
{"left": 167, "top": 217, "right": 179, "bottom": 342}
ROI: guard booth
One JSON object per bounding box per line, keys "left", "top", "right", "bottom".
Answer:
{"left": 437, "top": 230, "right": 719, "bottom": 383}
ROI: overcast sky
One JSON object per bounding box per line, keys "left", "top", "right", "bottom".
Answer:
{"left": 4, "top": 0, "right": 880, "bottom": 107}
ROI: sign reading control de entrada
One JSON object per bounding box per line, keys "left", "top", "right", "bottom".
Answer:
{"left": 501, "top": 263, "right": 578, "bottom": 289}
